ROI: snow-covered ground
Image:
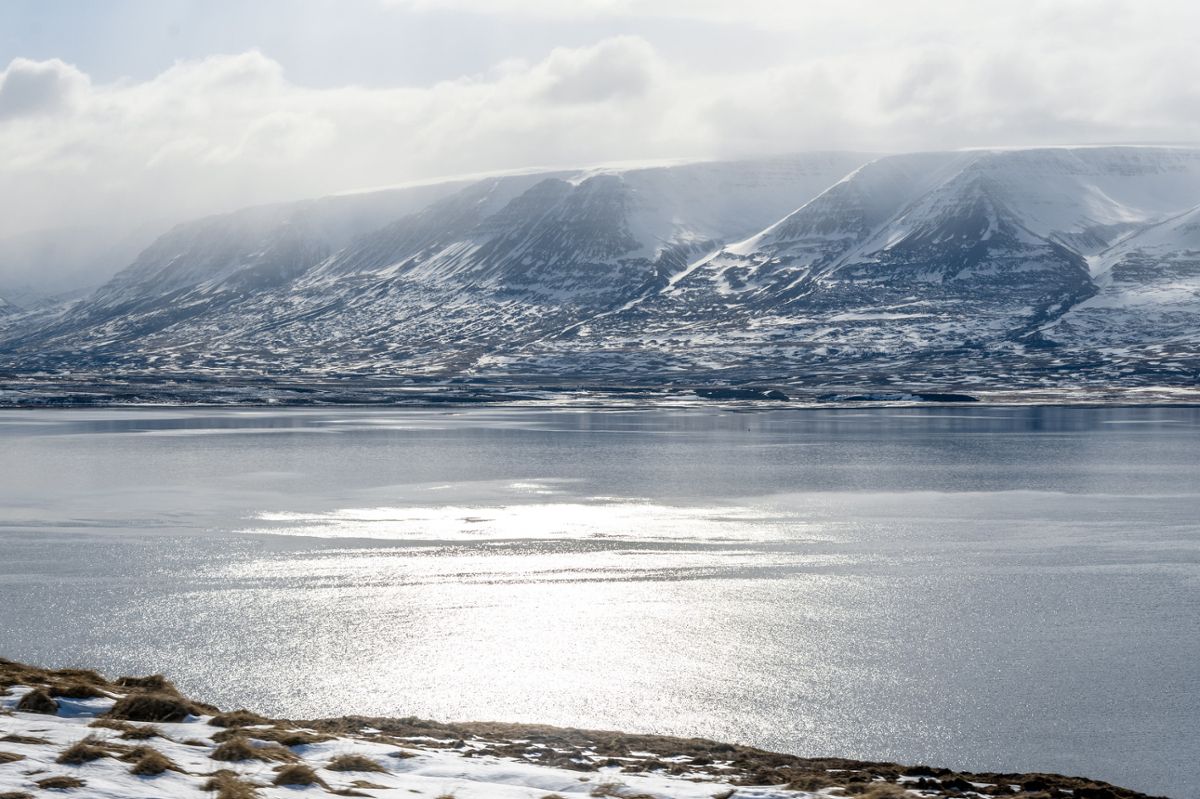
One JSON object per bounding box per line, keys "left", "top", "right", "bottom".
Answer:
{"left": 0, "top": 683, "right": 806, "bottom": 798}
{"left": 0, "top": 660, "right": 856, "bottom": 799}
{"left": 0, "top": 655, "right": 1159, "bottom": 799}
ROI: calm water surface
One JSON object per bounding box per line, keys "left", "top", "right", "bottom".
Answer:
{"left": 0, "top": 406, "right": 1197, "bottom": 797}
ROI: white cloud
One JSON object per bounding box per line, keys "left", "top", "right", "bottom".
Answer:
{"left": 2, "top": 0, "right": 1200, "bottom": 241}
{"left": 0, "top": 57, "right": 89, "bottom": 120}
{"left": 537, "top": 36, "right": 658, "bottom": 104}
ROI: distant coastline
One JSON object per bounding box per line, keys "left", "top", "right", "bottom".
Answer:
{"left": 3, "top": 375, "right": 1200, "bottom": 409}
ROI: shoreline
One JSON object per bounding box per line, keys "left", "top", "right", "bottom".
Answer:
{"left": 2, "top": 372, "right": 1200, "bottom": 411}
{"left": 3, "top": 395, "right": 1200, "bottom": 412}
{"left": 0, "top": 658, "right": 1165, "bottom": 799}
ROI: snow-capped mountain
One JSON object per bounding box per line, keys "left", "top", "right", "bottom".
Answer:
{"left": 493, "top": 147, "right": 1200, "bottom": 384}
{"left": 0, "top": 179, "right": 470, "bottom": 357}
{"left": 3, "top": 147, "right": 1199, "bottom": 391}
{"left": 1, "top": 153, "right": 866, "bottom": 373}
{"left": 1039, "top": 201, "right": 1200, "bottom": 360}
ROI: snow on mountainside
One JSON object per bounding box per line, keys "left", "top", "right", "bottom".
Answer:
{"left": 494, "top": 147, "right": 1200, "bottom": 383}
{"left": 941, "top": 147, "right": 1200, "bottom": 252}
{"left": 0, "top": 153, "right": 868, "bottom": 373}
{"left": 2, "top": 147, "right": 1200, "bottom": 390}
{"left": 1040, "top": 202, "right": 1200, "bottom": 357}
{"left": 0, "top": 180, "right": 470, "bottom": 355}
{"left": 0, "top": 224, "right": 164, "bottom": 308}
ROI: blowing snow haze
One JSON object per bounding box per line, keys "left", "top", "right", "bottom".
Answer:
{"left": 2, "top": 0, "right": 1200, "bottom": 299}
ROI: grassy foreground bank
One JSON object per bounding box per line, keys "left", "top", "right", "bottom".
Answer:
{"left": 0, "top": 659, "right": 1163, "bottom": 799}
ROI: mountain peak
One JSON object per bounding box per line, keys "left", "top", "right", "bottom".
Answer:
{"left": 3, "top": 148, "right": 1200, "bottom": 389}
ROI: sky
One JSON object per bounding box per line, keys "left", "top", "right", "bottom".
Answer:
{"left": 1, "top": 0, "right": 1199, "bottom": 240}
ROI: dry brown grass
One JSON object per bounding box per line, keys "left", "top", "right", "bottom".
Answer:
{"left": 86, "top": 718, "right": 161, "bottom": 740}
{"left": 128, "top": 747, "right": 179, "bottom": 776}
{"left": 55, "top": 737, "right": 113, "bottom": 765}
{"left": 15, "top": 688, "right": 57, "bottom": 715}
{"left": 0, "top": 751, "right": 25, "bottom": 764}
{"left": 211, "top": 725, "right": 332, "bottom": 747}
{"left": 210, "top": 736, "right": 259, "bottom": 761}
{"left": 272, "top": 763, "right": 328, "bottom": 788}
{"left": 0, "top": 734, "right": 47, "bottom": 745}
{"left": 0, "top": 661, "right": 111, "bottom": 707}
{"left": 114, "top": 674, "right": 173, "bottom": 692}
{"left": 210, "top": 736, "right": 297, "bottom": 763}
{"left": 785, "top": 773, "right": 840, "bottom": 791}
{"left": 261, "top": 728, "right": 332, "bottom": 747}
{"left": 587, "top": 780, "right": 656, "bottom": 799}
{"left": 120, "top": 725, "right": 162, "bottom": 740}
{"left": 326, "top": 753, "right": 387, "bottom": 772}
{"left": 35, "top": 775, "right": 87, "bottom": 789}
{"left": 106, "top": 691, "right": 196, "bottom": 723}
{"left": 0, "top": 791, "right": 34, "bottom": 799}
{"left": 52, "top": 668, "right": 106, "bottom": 684}
{"left": 202, "top": 770, "right": 262, "bottom": 799}
{"left": 853, "top": 783, "right": 912, "bottom": 799}
{"left": 118, "top": 744, "right": 158, "bottom": 762}
{"left": 87, "top": 718, "right": 128, "bottom": 732}
{"left": 47, "top": 682, "right": 108, "bottom": 699}
{"left": 209, "top": 709, "right": 270, "bottom": 728}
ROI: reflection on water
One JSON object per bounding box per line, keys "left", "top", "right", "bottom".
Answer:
{"left": 251, "top": 491, "right": 817, "bottom": 543}
{"left": 0, "top": 406, "right": 1198, "bottom": 799}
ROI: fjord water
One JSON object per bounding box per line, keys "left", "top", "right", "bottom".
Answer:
{"left": 1, "top": 407, "right": 1197, "bottom": 797}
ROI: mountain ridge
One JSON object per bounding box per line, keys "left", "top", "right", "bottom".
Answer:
{"left": 2, "top": 147, "right": 1199, "bottom": 396}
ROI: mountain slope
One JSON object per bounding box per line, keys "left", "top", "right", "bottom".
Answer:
{"left": 0, "top": 180, "right": 470, "bottom": 358}
{"left": 2, "top": 147, "right": 1200, "bottom": 390}
{"left": 1, "top": 154, "right": 868, "bottom": 374}
{"left": 1039, "top": 203, "right": 1200, "bottom": 366}
{"left": 500, "top": 147, "right": 1200, "bottom": 383}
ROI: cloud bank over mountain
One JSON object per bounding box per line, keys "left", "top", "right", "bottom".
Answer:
{"left": 1, "top": 0, "right": 1198, "bottom": 240}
